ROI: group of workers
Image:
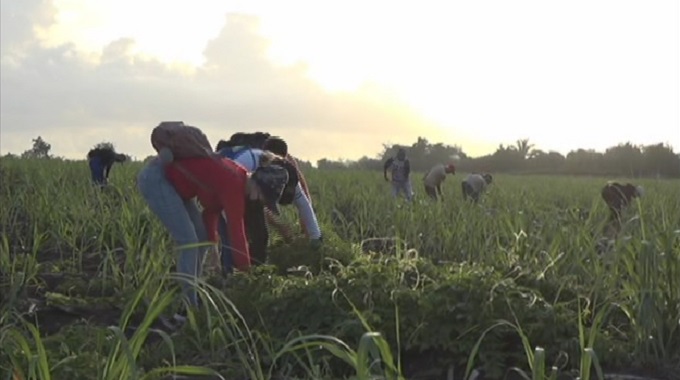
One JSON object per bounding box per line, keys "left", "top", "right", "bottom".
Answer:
{"left": 383, "top": 148, "right": 493, "bottom": 203}
{"left": 382, "top": 148, "right": 643, "bottom": 227}
{"left": 87, "top": 122, "right": 644, "bottom": 326}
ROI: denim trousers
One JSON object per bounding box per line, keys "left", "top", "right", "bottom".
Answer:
{"left": 89, "top": 157, "right": 106, "bottom": 185}
{"left": 391, "top": 180, "right": 414, "bottom": 201}
{"left": 136, "top": 158, "right": 208, "bottom": 307}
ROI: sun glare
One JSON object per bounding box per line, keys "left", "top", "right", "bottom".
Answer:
{"left": 46, "top": 0, "right": 231, "bottom": 66}
{"left": 31, "top": 0, "right": 679, "bottom": 158}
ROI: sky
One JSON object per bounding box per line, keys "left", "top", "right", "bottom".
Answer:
{"left": 1, "top": 0, "right": 678, "bottom": 162}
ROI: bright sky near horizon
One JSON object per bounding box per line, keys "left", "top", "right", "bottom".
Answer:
{"left": 1, "top": 0, "right": 678, "bottom": 162}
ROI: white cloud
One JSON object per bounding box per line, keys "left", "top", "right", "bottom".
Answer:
{"left": 1, "top": 0, "right": 678, "bottom": 161}
{"left": 1, "top": 10, "right": 439, "bottom": 161}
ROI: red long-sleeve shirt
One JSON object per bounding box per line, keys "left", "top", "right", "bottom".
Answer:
{"left": 164, "top": 157, "right": 251, "bottom": 271}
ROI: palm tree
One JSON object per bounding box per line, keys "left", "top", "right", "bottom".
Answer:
{"left": 515, "top": 139, "right": 535, "bottom": 159}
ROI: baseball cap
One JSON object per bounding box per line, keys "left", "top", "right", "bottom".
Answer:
{"left": 446, "top": 163, "right": 456, "bottom": 173}
{"left": 251, "top": 164, "right": 289, "bottom": 214}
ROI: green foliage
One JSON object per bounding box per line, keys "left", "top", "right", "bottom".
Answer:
{"left": 1, "top": 158, "right": 679, "bottom": 379}
{"left": 20, "top": 136, "right": 52, "bottom": 159}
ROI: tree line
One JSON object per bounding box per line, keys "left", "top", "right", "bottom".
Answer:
{"left": 5, "top": 136, "right": 680, "bottom": 178}
{"left": 316, "top": 137, "right": 680, "bottom": 178}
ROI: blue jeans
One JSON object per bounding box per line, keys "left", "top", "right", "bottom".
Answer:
{"left": 136, "top": 158, "right": 208, "bottom": 307}
{"left": 89, "top": 157, "right": 106, "bottom": 185}
{"left": 391, "top": 180, "right": 413, "bottom": 201}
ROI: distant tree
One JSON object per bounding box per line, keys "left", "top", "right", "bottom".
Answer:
{"left": 526, "top": 150, "right": 566, "bottom": 173}
{"left": 317, "top": 158, "right": 348, "bottom": 170}
{"left": 490, "top": 144, "right": 524, "bottom": 171}
{"left": 565, "top": 149, "right": 604, "bottom": 175}
{"left": 21, "top": 136, "right": 52, "bottom": 159}
{"left": 641, "top": 143, "right": 680, "bottom": 178}
{"left": 603, "top": 142, "right": 643, "bottom": 176}
{"left": 378, "top": 137, "right": 466, "bottom": 172}
{"left": 312, "top": 136, "right": 678, "bottom": 178}
{"left": 515, "top": 138, "right": 534, "bottom": 159}
{"left": 295, "top": 159, "right": 314, "bottom": 171}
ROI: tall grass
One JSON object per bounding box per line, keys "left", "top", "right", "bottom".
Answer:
{"left": 1, "top": 158, "right": 678, "bottom": 379}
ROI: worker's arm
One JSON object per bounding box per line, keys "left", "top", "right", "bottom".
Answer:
{"left": 383, "top": 158, "right": 393, "bottom": 181}
{"left": 264, "top": 207, "right": 294, "bottom": 243}
{"left": 297, "top": 170, "right": 311, "bottom": 204}
{"left": 292, "top": 186, "right": 322, "bottom": 240}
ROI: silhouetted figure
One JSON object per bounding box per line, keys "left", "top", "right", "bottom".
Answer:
{"left": 87, "top": 146, "right": 126, "bottom": 186}
{"left": 601, "top": 182, "right": 644, "bottom": 236}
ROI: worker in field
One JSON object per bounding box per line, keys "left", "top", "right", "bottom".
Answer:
{"left": 384, "top": 148, "right": 413, "bottom": 201}
{"left": 601, "top": 181, "right": 644, "bottom": 236}
{"left": 137, "top": 122, "right": 291, "bottom": 328}
{"left": 87, "top": 145, "right": 127, "bottom": 187}
{"left": 137, "top": 121, "right": 214, "bottom": 325}
{"left": 423, "top": 163, "right": 456, "bottom": 201}
{"left": 461, "top": 173, "right": 493, "bottom": 203}
{"left": 215, "top": 133, "right": 318, "bottom": 273}
{"left": 163, "top": 148, "right": 291, "bottom": 272}
{"left": 263, "top": 136, "right": 323, "bottom": 245}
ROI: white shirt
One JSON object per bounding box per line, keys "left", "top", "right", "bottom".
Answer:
{"left": 232, "top": 148, "right": 262, "bottom": 172}
{"left": 232, "top": 148, "right": 322, "bottom": 239}
{"left": 424, "top": 164, "right": 447, "bottom": 187}
{"left": 464, "top": 174, "right": 487, "bottom": 193}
